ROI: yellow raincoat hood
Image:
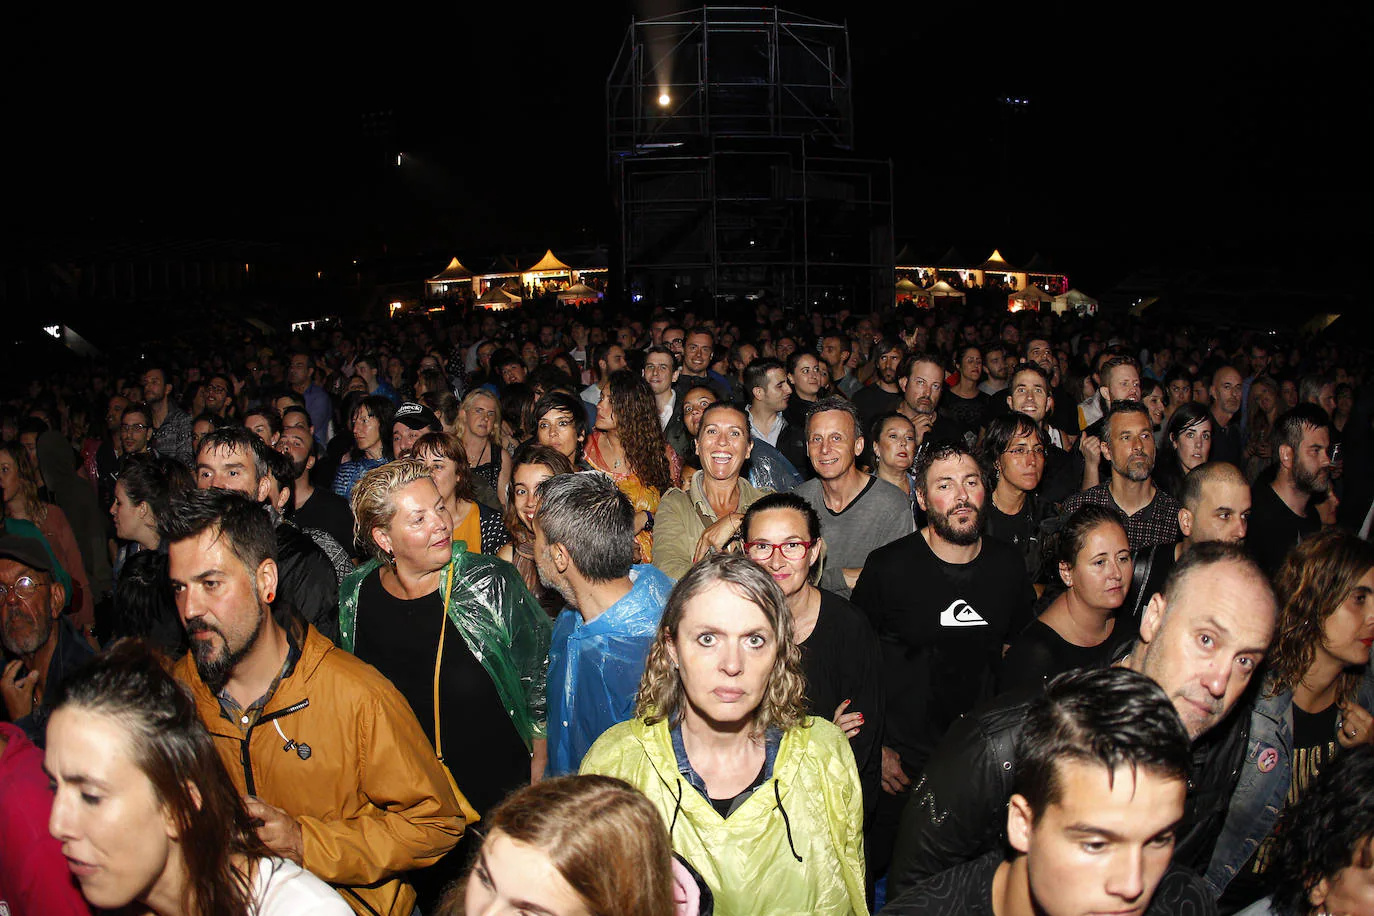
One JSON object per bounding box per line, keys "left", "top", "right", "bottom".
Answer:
{"left": 581, "top": 716, "right": 867, "bottom": 915}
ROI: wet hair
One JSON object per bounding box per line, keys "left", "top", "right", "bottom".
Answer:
{"left": 1008, "top": 360, "right": 1052, "bottom": 391}
{"left": 636, "top": 553, "right": 807, "bottom": 736}
{"left": 450, "top": 775, "right": 675, "bottom": 916}
{"left": 535, "top": 471, "right": 635, "bottom": 582}
{"left": 980, "top": 412, "right": 1046, "bottom": 470}
{"left": 898, "top": 349, "right": 944, "bottom": 384}
{"left": 349, "top": 395, "right": 397, "bottom": 461}
{"left": 912, "top": 440, "right": 982, "bottom": 497}
{"left": 1104, "top": 398, "right": 1150, "bottom": 428}
{"left": 1269, "top": 529, "right": 1374, "bottom": 705}
{"left": 412, "top": 431, "right": 478, "bottom": 504}
{"left": 280, "top": 405, "right": 312, "bottom": 431}
{"left": 118, "top": 453, "right": 196, "bottom": 523}
{"left": 160, "top": 488, "right": 278, "bottom": 574}
{"left": 804, "top": 395, "right": 862, "bottom": 440}
{"left": 349, "top": 458, "right": 434, "bottom": 565}
{"left": 1267, "top": 745, "right": 1374, "bottom": 916}
{"left": 51, "top": 639, "right": 273, "bottom": 916}
{"left": 196, "top": 426, "right": 270, "bottom": 483}
{"left": 741, "top": 491, "right": 822, "bottom": 543}
{"left": 1013, "top": 667, "right": 1192, "bottom": 824}
{"left": 532, "top": 390, "right": 589, "bottom": 455}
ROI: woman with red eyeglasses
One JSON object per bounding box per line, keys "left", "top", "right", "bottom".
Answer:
{"left": 740, "top": 492, "right": 885, "bottom": 816}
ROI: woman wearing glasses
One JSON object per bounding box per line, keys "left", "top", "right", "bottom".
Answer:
{"left": 980, "top": 412, "right": 1054, "bottom": 582}
{"left": 739, "top": 492, "right": 885, "bottom": 813}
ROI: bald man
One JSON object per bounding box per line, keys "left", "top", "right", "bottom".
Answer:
{"left": 1121, "top": 461, "right": 1251, "bottom": 629}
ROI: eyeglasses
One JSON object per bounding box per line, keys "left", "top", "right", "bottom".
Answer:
{"left": 120, "top": 423, "right": 150, "bottom": 432}
{"left": 1003, "top": 445, "right": 1046, "bottom": 459}
{"left": 206, "top": 384, "right": 228, "bottom": 393}
{"left": 744, "top": 540, "right": 816, "bottom": 561}
{"left": 0, "top": 576, "right": 42, "bottom": 602}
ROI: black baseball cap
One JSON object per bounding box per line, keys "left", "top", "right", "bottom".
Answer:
{"left": 393, "top": 402, "right": 441, "bottom": 431}
{"left": 0, "top": 534, "right": 55, "bottom": 573}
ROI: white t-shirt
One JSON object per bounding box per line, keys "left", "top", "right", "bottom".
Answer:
{"left": 253, "top": 857, "right": 353, "bottom": 915}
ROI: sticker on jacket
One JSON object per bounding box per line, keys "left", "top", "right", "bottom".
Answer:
{"left": 1257, "top": 746, "right": 1278, "bottom": 773}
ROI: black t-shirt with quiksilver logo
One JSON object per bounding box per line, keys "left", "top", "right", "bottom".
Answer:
{"left": 852, "top": 531, "right": 1035, "bottom": 777}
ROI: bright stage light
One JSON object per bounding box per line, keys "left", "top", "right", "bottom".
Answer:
{"left": 658, "top": 92, "right": 670, "bottom": 107}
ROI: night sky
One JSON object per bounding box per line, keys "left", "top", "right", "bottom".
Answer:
{"left": 11, "top": 4, "right": 1369, "bottom": 296}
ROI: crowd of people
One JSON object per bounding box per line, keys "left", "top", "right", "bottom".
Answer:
{"left": 2, "top": 297, "right": 1373, "bottom": 916}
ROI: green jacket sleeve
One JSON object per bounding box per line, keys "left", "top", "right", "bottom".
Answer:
{"left": 651, "top": 488, "right": 701, "bottom": 581}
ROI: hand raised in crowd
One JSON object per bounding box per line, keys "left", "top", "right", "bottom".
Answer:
{"left": 832, "top": 699, "right": 864, "bottom": 739}
{"left": 1, "top": 659, "right": 38, "bottom": 721}
{"left": 910, "top": 412, "right": 934, "bottom": 443}
{"left": 881, "top": 745, "right": 910, "bottom": 795}
{"left": 1338, "top": 702, "right": 1373, "bottom": 749}
{"left": 246, "top": 796, "right": 305, "bottom": 864}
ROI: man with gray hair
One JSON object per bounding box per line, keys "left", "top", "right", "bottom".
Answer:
{"left": 534, "top": 471, "right": 675, "bottom": 776}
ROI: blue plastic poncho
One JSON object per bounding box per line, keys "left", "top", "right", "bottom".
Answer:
{"left": 545, "top": 564, "right": 674, "bottom": 776}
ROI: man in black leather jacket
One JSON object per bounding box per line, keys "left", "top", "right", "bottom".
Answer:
{"left": 887, "top": 541, "right": 1276, "bottom": 899}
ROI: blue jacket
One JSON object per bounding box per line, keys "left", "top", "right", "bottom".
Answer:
{"left": 545, "top": 564, "right": 674, "bottom": 776}
{"left": 1205, "top": 665, "right": 1374, "bottom": 897}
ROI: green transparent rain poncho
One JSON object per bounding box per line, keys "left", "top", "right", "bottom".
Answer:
{"left": 339, "top": 542, "right": 552, "bottom": 747}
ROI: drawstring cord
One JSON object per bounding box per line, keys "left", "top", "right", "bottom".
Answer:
{"left": 669, "top": 779, "right": 684, "bottom": 837}
{"left": 773, "top": 780, "right": 803, "bottom": 863}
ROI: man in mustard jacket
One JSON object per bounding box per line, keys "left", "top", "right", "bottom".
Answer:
{"left": 164, "top": 488, "right": 466, "bottom": 916}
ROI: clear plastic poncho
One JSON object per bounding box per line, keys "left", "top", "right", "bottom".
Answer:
{"left": 339, "top": 541, "right": 552, "bottom": 748}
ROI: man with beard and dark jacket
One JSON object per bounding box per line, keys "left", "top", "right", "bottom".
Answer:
{"left": 852, "top": 337, "right": 907, "bottom": 432}
{"left": 851, "top": 440, "right": 1035, "bottom": 881}
{"left": 1247, "top": 404, "right": 1331, "bottom": 576}
{"left": 193, "top": 427, "right": 340, "bottom": 644}
{"left": 885, "top": 541, "right": 1276, "bottom": 899}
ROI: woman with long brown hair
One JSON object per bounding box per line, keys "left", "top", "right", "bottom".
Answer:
{"left": 45, "top": 639, "right": 350, "bottom": 915}
{"left": 583, "top": 369, "right": 681, "bottom": 562}
{"left": 580, "top": 554, "right": 867, "bottom": 915}
{"left": 1208, "top": 529, "right": 1374, "bottom": 906}
{"left": 497, "top": 442, "right": 574, "bottom": 617}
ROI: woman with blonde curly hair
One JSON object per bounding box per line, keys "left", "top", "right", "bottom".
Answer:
{"left": 583, "top": 369, "right": 682, "bottom": 562}
{"left": 1207, "top": 528, "right": 1374, "bottom": 906}
{"left": 580, "top": 553, "right": 867, "bottom": 916}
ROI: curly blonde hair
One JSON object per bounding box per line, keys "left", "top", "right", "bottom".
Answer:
{"left": 1270, "top": 529, "right": 1374, "bottom": 705}
{"left": 636, "top": 553, "right": 808, "bottom": 736}
{"left": 349, "top": 458, "right": 434, "bottom": 564}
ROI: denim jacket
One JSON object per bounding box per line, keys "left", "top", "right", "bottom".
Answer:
{"left": 1205, "top": 665, "right": 1374, "bottom": 897}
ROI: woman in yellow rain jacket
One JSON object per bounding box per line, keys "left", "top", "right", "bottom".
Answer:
{"left": 581, "top": 553, "right": 867, "bottom": 916}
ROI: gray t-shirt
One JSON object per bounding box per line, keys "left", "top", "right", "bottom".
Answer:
{"left": 795, "top": 475, "right": 915, "bottom": 597}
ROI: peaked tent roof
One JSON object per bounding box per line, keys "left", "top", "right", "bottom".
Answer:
{"left": 980, "top": 249, "right": 1020, "bottom": 272}
{"left": 1010, "top": 284, "right": 1053, "bottom": 302}
{"left": 895, "top": 278, "right": 921, "bottom": 291}
{"left": 929, "top": 280, "right": 966, "bottom": 297}
{"left": 477, "top": 285, "right": 522, "bottom": 304}
{"left": 1053, "top": 288, "right": 1098, "bottom": 305}
{"left": 429, "top": 257, "right": 473, "bottom": 281}
{"left": 526, "top": 249, "right": 572, "bottom": 273}
{"left": 936, "top": 246, "right": 967, "bottom": 268}
{"left": 558, "top": 282, "right": 602, "bottom": 300}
